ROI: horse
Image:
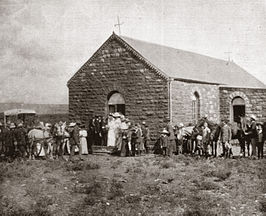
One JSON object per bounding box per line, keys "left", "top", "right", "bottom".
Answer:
{"left": 28, "top": 126, "right": 54, "bottom": 159}
{"left": 188, "top": 117, "right": 217, "bottom": 156}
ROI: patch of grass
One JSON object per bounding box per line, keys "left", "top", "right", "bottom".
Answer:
{"left": 66, "top": 161, "right": 100, "bottom": 171}
{"left": 193, "top": 179, "right": 220, "bottom": 191}
{"left": 204, "top": 168, "right": 231, "bottom": 181}
{"left": 183, "top": 192, "right": 230, "bottom": 216}
{"left": 47, "top": 176, "right": 60, "bottom": 185}
{"left": 159, "top": 160, "right": 176, "bottom": 169}
{"left": 260, "top": 198, "right": 266, "bottom": 213}
{"left": 110, "top": 160, "right": 123, "bottom": 169}
{"left": 108, "top": 179, "right": 124, "bottom": 200}
{"left": 0, "top": 161, "right": 33, "bottom": 180}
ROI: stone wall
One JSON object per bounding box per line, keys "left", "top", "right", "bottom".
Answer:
{"left": 220, "top": 87, "right": 266, "bottom": 122}
{"left": 68, "top": 37, "right": 169, "bottom": 141}
{"left": 171, "top": 81, "right": 220, "bottom": 125}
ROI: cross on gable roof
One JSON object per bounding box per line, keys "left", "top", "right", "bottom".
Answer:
{"left": 68, "top": 33, "right": 266, "bottom": 88}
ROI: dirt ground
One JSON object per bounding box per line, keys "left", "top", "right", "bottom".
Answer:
{"left": 0, "top": 153, "right": 265, "bottom": 216}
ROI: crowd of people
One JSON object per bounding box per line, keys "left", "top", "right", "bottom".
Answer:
{"left": 0, "top": 112, "right": 265, "bottom": 161}
{"left": 154, "top": 114, "right": 265, "bottom": 159}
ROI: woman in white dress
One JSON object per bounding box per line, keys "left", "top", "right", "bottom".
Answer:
{"left": 107, "top": 115, "right": 116, "bottom": 147}
{"left": 79, "top": 125, "right": 88, "bottom": 155}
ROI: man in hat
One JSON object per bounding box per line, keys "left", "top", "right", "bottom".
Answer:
{"left": 166, "top": 117, "right": 176, "bottom": 156}
{"left": 142, "top": 121, "right": 150, "bottom": 154}
{"left": 15, "top": 122, "right": 27, "bottom": 159}
{"left": 245, "top": 115, "right": 257, "bottom": 157}
{"left": 4, "top": 123, "right": 16, "bottom": 159}
{"left": 160, "top": 128, "right": 169, "bottom": 156}
{"left": 0, "top": 122, "right": 4, "bottom": 156}
{"left": 69, "top": 122, "right": 82, "bottom": 161}
{"left": 256, "top": 122, "right": 264, "bottom": 159}
{"left": 220, "top": 119, "right": 231, "bottom": 157}
{"left": 176, "top": 123, "right": 185, "bottom": 155}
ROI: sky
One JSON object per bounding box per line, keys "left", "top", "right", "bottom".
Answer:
{"left": 1, "top": 0, "right": 266, "bottom": 104}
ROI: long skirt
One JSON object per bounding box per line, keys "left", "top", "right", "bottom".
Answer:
{"left": 120, "top": 139, "right": 129, "bottom": 157}
{"left": 107, "top": 129, "right": 116, "bottom": 147}
{"left": 80, "top": 137, "right": 88, "bottom": 154}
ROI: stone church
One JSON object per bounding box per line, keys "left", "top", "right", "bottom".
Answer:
{"left": 68, "top": 32, "right": 266, "bottom": 141}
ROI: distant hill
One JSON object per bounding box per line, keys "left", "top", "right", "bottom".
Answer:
{"left": 0, "top": 103, "right": 68, "bottom": 114}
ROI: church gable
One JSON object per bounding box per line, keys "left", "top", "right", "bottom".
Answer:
{"left": 68, "top": 33, "right": 169, "bottom": 140}
{"left": 68, "top": 33, "right": 169, "bottom": 87}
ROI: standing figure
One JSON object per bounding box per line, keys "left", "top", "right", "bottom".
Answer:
{"left": 160, "top": 128, "right": 169, "bottom": 156}
{"left": 79, "top": 125, "right": 88, "bottom": 155}
{"left": 236, "top": 122, "right": 246, "bottom": 157}
{"left": 166, "top": 119, "right": 176, "bottom": 156}
{"left": 4, "top": 123, "right": 16, "bottom": 160}
{"left": 107, "top": 114, "right": 116, "bottom": 147}
{"left": 130, "top": 125, "right": 137, "bottom": 156}
{"left": 120, "top": 119, "right": 129, "bottom": 157}
{"left": 15, "top": 123, "right": 27, "bottom": 159}
{"left": 176, "top": 123, "right": 185, "bottom": 155}
{"left": 210, "top": 124, "right": 221, "bottom": 157}
{"left": 135, "top": 123, "right": 144, "bottom": 156}
{"left": 113, "top": 113, "right": 122, "bottom": 150}
{"left": 101, "top": 117, "right": 108, "bottom": 146}
{"left": 248, "top": 115, "right": 258, "bottom": 157}
{"left": 220, "top": 119, "right": 232, "bottom": 157}
{"left": 191, "top": 126, "right": 200, "bottom": 154}
{"left": 142, "top": 122, "right": 150, "bottom": 154}
{"left": 202, "top": 122, "right": 211, "bottom": 158}
{"left": 69, "top": 122, "right": 82, "bottom": 161}
{"left": 44, "top": 123, "right": 54, "bottom": 159}
{"left": 257, "top": 123, "right": 264, "bottom": 159}
{"left": 0, "top": 122, "right": 4, "bottom": 156}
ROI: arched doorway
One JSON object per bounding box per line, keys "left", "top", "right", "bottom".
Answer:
{"left": 108, "top": 92, "right": 125, "bottom": 115}
{"left": 232, "top": 96, "right": 245, "bottom": 123}
{"left": 192, "top": 91, "right": 200, "bottom": 124}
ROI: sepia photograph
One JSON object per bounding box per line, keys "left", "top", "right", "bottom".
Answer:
{"left": 0, "top": 0, "right": 266, "bottom": 215}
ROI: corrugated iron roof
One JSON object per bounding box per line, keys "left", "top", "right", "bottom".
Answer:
{"left": 4, "top": 109, "right": 36, "bottom": 116}
{"left": 120, "top": 36, "right": 266, "bottom": 88}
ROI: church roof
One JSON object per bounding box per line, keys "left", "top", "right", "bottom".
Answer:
{"left": 119, "top": 35, "right": 266, "bottom": 88}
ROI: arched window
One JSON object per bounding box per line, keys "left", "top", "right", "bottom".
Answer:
{"left": 108, "top": 92, "right": 125, "bottom": 115}
{"left": 232, "top": 96, "right": 245, "bottom": 123}
{"left": 192, "top": 92, "right": 200, "bottom": 123}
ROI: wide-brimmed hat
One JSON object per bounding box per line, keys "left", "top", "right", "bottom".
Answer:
{"left": 179, "top": 123, "right": 184, "bottom": 128}
{"left": 45, "top": 123, "right": 52, "bottom": 128}
{"left": 9, "top": 123, "right": 16, "bottom": 128}
{"left": 142, "top": 121, "right": 146, "bottom": 125}
{"left": 113, "top": 112, "right": 120, "bottom": 118}
{"left": 17, "top": 123, "right": 23, "bottom": 127}
{"left": 161, "top": 128, "right": 169, "bottom": 134}
{"left": 250, "top": 114, "right": 256, "bottom": 121}
{"left": 257, "top": 122, "right": 263, "bottom": 126}
{"left": 69, "top": 122, "right": 76, "bottom": 127}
